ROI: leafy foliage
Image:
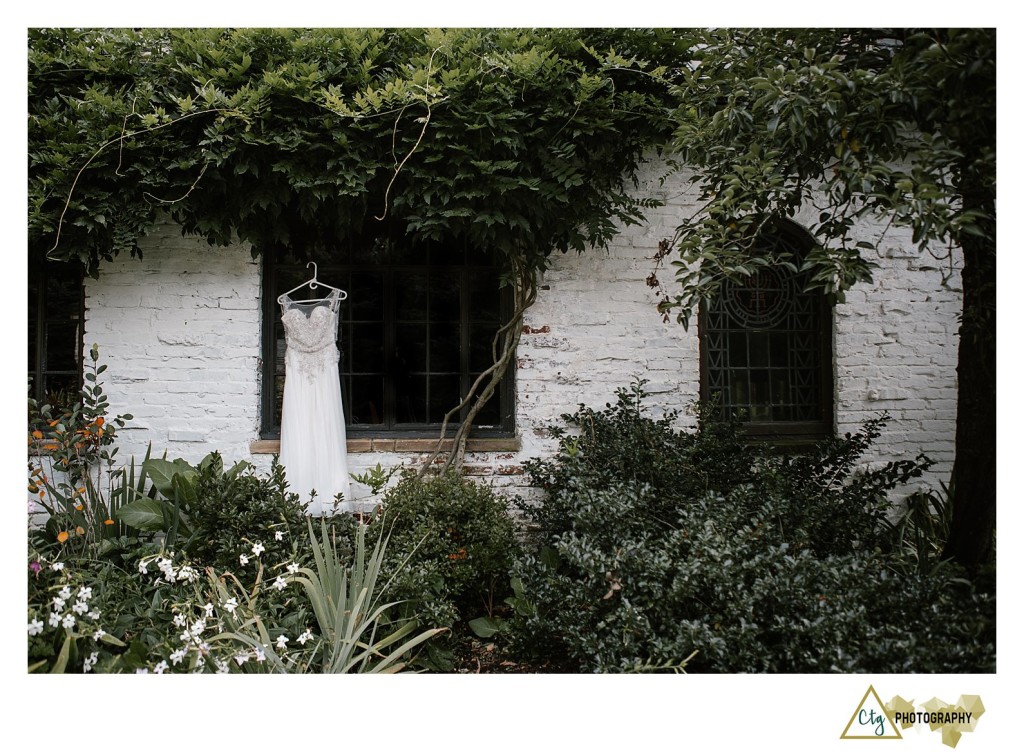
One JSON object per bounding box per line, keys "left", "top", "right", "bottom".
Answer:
{"left": 367, "top": 471, "right": 521, "bottom": 637}
{"left": 29, "top": 28, "right": 681, "bottom": 274}
{"left": 212, "top": 519, "right": 444, "bottom": 673}
{"left": 658, "top": 28, "right": 995, "bottom": 319}
{"left": 28, "top": 346, "right": 137, "bottom": 557}
{"left": 513, "top": 382, "right": 994, "bottom": 673}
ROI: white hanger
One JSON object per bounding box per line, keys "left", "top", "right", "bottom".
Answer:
{"left": 277, "top": 262, "right": 348, "bottom": 305}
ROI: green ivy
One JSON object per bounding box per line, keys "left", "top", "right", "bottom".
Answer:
{"left": 29, "top": 28, "right": 685, "bottom": 274}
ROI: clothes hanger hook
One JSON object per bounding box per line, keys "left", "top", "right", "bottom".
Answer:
{"left": 307, "top": 261, "right": 318, "bottom": 289}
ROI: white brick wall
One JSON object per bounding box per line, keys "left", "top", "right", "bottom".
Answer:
{"left": 83, "top": 161, "right": 962, "bottom": 506}
{"left": 84, "top": 219, "right": 263, "bottom": 464}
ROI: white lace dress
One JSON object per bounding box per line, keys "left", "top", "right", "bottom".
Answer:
{"left": 279, "top": 289, "right": 351, "bottom": 514}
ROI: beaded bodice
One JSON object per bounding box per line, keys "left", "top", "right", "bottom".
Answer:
{"left": 280, "top": 291, "right": 341, "bottom": 382}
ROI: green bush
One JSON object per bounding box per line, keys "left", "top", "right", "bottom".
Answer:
{"left": 181, "top": 455, "right": 310, "bottom": 573}
{"left": 513, "top": 381, "right": 995, "bottom": 673}
{"left": 368, "top": 472, "right": 521, "bottom": 635}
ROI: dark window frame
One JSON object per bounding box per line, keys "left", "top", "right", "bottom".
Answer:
{"left": 260, "top": 245, "right": 515, "bottom": 440}
{"left": 698, "top": 223, "right": 834, "bottom": 442}
{"left": 28, "top": 257, "right": 85, "bottom": 412}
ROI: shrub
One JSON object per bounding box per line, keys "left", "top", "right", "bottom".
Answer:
{"left": 28, "top": 345, "right": 135, "bottom": 558}
{"left": 368, "top": 471, "right": 521, "bottom": 634}
{"left": 512, "top": 381, "right": 995, "bottom": 673}
{"left": 181, "top": 454, "right": 310, "bottom": 573}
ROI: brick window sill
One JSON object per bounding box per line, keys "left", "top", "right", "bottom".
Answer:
{"left": 250, "top": 437, "right": 520, "bottom": 455}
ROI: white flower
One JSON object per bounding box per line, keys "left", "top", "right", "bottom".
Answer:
{"left": 48, "top": 612, "right": 61, "bottom": 628}
{"left": 251, "top": 542, "right": 265, "bottom": 557}
{"left": 77, "top": 586, "right": 92, "bottom": 601}
{"left": 197, "top": 642, "right": 211, "bottom": 656}
{"left": 52, "top": 596, "right": 66, "bottom": 611}
{"left": 179, "top": 630, "right": 193, "bottom": 644}
{"left": 203, "top": 602, "right": 215, "bottom": 618}
{"left": 287, "top": 563, "right": 300, "bottom": 575}
{"left": 215, "top": 659, "right": 230, "bottom": 674}
{"left": 275, "top": 530, "right": 284, "bottom": 541}
{"left": 93, "top": 629, "right": 106, "bottom": 641}
{"left": 297, "top": 629, "right": 313, "bottom": 645}
{"left": 28, "top": 619, "right": 44, "bottom": 636}
{"left": 189, "top": 618, "right": 206, "bottom": 637}
{"left": 273, "top": 576, "right": 287, "bottom": 591}
{"left": 158, "top": 559, "right": 176, "bottom": 583}
{"left": 275, "top": 635, "right": 289, "bottom": 650}
{"left": 72, "top": 600, "right": 89, "bottom": 615}
{"left": 83, "top": 652, "right": 98, "bottom": 673}
{"left": 173, "top": 613, "right": 186, "bottom": 628}
{"left": 58, "top": 585, "right": 72, "bottom": 600}
{"left": 253, "top": 645, "right": 266, "bottom": 663}
{"left": 138, "top": 560, "right": 149, "bottom": 575}
{"left": 88, "top": 610, "right": 101, "bottom": 620}
{"left": 239, "top": 553, "right": 249, "bottom": 566}
{"left": 136, "top": 668, "right": 149, "bottom": 674}
{"left": 62, "top": 614, "right": 76, "bottom": 630}
{"left": 176, "top": 565, "right": 198, "bottom": 583}
{"left": 50, "top": 562, "right": 65, "bottom": 572}
{"left": 154, "top": 660, "right": 169, "bottom": 674}
{"left": 234, "top": 651, "right": 249, "bottom": 666}
{"left": 169, "top": 648, "right": 187, "bottom": 665}
{"left": 222, "top": 597, "right": 238, "bottom": 614}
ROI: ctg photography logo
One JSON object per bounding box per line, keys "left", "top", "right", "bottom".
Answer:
{"left": 840, "top": 685, "right": 985, "bottom": 748}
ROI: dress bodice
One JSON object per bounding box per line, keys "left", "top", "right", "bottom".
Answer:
{"left": 280, "top": 291, "right": 341, "bottom": 381}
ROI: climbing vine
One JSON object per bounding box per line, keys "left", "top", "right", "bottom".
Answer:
{"left": 29, "top": 27, "right": 687, "bottom": 466}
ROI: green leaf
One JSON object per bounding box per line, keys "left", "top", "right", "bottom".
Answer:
{"left": 114, "top": 498, "right": 169, "bottom": 531}
{"left": 468, "top": 616, "right": 505, "bottom": 638}
{"left": 50, "top": 634, "right": 72, "bottom": 674}
{"left": 142, "top": 457, "right": 197, "bottom": 498}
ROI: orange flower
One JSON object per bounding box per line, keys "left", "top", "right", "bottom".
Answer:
{"left": 56, "top": 531, "right": 69, "bottom": 543}
{"left": 97, "top": 428, "right": 104, "bottom": 437}
{"left": 38, "top": 490, "right": 45, "bottom": 498}
{"left": 104, "top": 519, "right": 115, "bottom": 526}
{"left": 95, "top": 416, "right": 105, "bottom": 427}
{"left": 76, "top": 526, "right": 85, "bottom": 536}
{"left": 31, "top": 430, "right": 43, "bottom": 439}
{"left": 74, "top": 504, "right": 84, "bottom": 511}
{"left": 76, "top": 487, "right": 86, "bottom": 495}
{"left": 43, "top": 443, "right": 59, "bottom": 451}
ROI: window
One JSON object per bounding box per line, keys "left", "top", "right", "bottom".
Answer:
{"left": 261, "top": 239, "right": 512, "bottom": 438}
{"left": 28, "top": 258, "right": 84, "bottom": 415}
{"left": 699, "top": 224, "right": 833, "bottom": 440}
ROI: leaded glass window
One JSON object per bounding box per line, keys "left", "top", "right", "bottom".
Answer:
{"left": 700, "top": 227, "right": 832, "bottom": 438}
{"left": 28, "top": 259, "right": 84, "bottom": 417}
{"left": 261, "top": 240, "right": 512, "bottom": 438}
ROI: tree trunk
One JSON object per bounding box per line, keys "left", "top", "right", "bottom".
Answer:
{"left": 942, "top": 182, "right": 996, "bottom": 574}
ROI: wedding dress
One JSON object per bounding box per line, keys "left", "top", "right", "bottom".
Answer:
{"left": 279, "top": 288, "right": 351, "bottom": 514}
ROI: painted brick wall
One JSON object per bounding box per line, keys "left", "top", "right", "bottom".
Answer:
{"left": 83, "top": 162, "right": 962, "bottom": 508}
{"left": 83, "top": 218, "right": 263, "bottom": 464}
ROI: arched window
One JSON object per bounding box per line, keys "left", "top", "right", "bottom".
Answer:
{"left": 699, "top": 223, "right": 833, "bottom": 440}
